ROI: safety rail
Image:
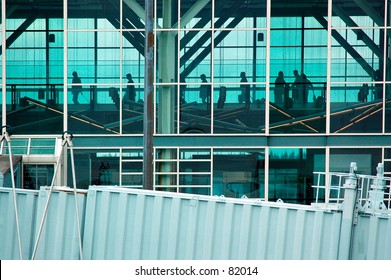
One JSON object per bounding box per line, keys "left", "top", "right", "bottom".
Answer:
{"left": 313, "top": 164, "right": 391, "bottom": 212}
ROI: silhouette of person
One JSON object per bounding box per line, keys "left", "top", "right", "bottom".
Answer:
{"left": 358, "top": 83, "right": 369, "bottom": 102}
{"left": 124, "top": 73, "right": 135, "bottom": 109}
{"left": 99, "top": 161, "right": 111, "bottom": 185}
{"left": 374, "top": 69, "right": 383, "bottom": 100}
{"left": 109, "top": 87, "right": 120, "bottom": 109}
{"left": 274, "top": 71, "right": 287, "bottom": 104}
{"left": 291, "top": 70, "right": 302, "bottom": 104}
{"left": 71, "top": 71, "right": 82, "bottom": 104}
{"left": 240, "top": 72, "right": 250, "bottom": 109}
{"left": 199, "top": 74, "right": 211, "bottom": 110}
{"left": 217, "top": 86, "right": 227, "bottom": 109}
{"left": 301, "top": 73, "right": 313, "bottom": 105}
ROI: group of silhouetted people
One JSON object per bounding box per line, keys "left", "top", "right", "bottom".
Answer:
{"left": 274, "top": 70, "right": 314, "bottom": 109}
{"left": 69, "top": 68, "right": 385, "bottom": 109}
{"left": 71, "top": 71, "right": 137, "bottom": 109}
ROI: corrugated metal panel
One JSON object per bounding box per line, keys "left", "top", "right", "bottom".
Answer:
{"left": 351, "top": 215, "right": 391, "bottom": 260}
{"left": 2, "top": 185, "right": 390, "bottom": 260}
{"left": 0, "top": 187, "right": 38, "bottom": 260}
{"left": 32, "top": 187, "right": 87, "bottom": 260}
{"left": 82, "top": 186, "right": 343, "bottom": 260}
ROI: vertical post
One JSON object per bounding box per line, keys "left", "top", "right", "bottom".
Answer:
{"left": 338, "top": 162, "right": 358, "bottom": 260}
{"left": 363, "top": 163, "right": 387, "bottom": 213}
{"left": 143, "top": 0, "right": 154, "bottom": 190}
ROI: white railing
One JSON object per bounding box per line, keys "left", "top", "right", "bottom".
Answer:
{"left": 313, "top": 170, "right": 391, "bottom": 211}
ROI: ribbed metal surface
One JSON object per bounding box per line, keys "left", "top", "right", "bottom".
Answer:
{"left": 351, "top": 215, "right": 391, "bottom": 260}
{"left": 0, "top": 188, "right": 38, "bottom": 260}
{"left": 2, "top": 186, "right": 390, "bottom": 260}
{"left": 83, "top": 186, "right": 343, "bottom": 260}
{"left": 32, "top": 187, "right": 87, "bottom": 260}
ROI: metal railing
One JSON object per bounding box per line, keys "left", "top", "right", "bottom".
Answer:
{"left": 313, "top": 164, "right": 391, "bottom": 212}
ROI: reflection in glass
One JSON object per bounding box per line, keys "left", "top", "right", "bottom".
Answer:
{"left": 68, "top": 85, "right": 120, "bottom": 134}
{"left": 70, "top": 149, "right": 120, "bottom": 189}
{"left": 330, "top": 28, "right": 383, "bottom": 83}
{"left": 6, "top": 85, "right": 64, "bottom": 134}
{"left": 268, "top": 148, "right": 325, "bottom": 204}
{"left": 213, "top": 149, "right": 264, "bottom": 198}
{"left": 330, "top": 83, "right": 382, "bottom": 133}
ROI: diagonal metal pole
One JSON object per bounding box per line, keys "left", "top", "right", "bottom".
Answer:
{"left": 143, "top": 0, "right": 154, "bottom": 190}
{"left": 1, "top": 126, "right": 23, "bottom": 260}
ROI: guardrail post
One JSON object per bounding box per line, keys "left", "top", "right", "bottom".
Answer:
{"left": 338, "top": 162, "right": 358, "bottom": 260}
{"left": 363, "top": 163, "right": 387, "bottom": 214}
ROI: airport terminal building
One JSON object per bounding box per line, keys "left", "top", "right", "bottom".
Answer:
{"left": 1, "top": 0, "right": 391, "bottom": 204}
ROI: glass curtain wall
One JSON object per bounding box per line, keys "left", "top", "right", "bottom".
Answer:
{"left": 268, "top": 148, "right": 325, "bottom": 204}
{"left": 331, "top": 0, "right": 387, "bottom": 133}
{"left": 156, "top": 0, "right": 267, "bottom": 135}
{"left": 269, "top": 1, "right": 327, "bottom": 134}
{"left": 2, "top": 0, "right": 390, "bottom": 135}
{"left": 4, "top": 1, "right": 64, "bottom": 135}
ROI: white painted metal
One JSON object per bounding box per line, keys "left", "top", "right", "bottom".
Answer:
{"left": 0, "top": 188, "right": 38, "bottom": 260}
{"left": 82, "top": 186, "right": 343, "bottom": 260}
{"left": 32, "top": 186, "right": 87, "bottom": 260}
{"left": 351, "top": 215, "right": 391, "bottom": 260}
{"left": 1, "top": 184, "right": 390, "bottom": 260}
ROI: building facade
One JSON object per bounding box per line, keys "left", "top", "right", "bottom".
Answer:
{"left": 1, "top": 0, "right": 391, "bottom": 204}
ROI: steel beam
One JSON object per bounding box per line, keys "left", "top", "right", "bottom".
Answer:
{"left": 143, "top": 0, "right": 155, "bottom": 190}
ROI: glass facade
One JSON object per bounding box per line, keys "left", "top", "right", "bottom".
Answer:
{"left": 1, "top": 0, "right": 391, "bottom": 204}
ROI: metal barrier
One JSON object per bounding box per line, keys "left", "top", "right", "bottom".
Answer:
{"left": 313, "top": 163, "right": 391, "bottom": 212}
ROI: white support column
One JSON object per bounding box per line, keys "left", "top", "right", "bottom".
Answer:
{"left": 265, "top": 0, "right": 271, "bottom": 135}
{"left": 326, "top": 0, "right": 332, "bottom": 134}
{"left": 2, "top": 0, "right": 7, "bottom": 127}
{"left": 338, "top": 162, "right": 358, "bottom": 260}
{"left": 158, "top": 0, "right": 176, "bottom": 134}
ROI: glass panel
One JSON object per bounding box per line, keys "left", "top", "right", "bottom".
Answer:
{"left": 329, "top": 148, "right": 382, "bottom": 175}
{"left": 180, "top": 30, "right": 212, "bottom": 79}
{"left": 330, "top": 83, "right": 382, "bottom": 133}
{"left": 179, "top": 161, "right": 210, "bottom": 173}
{"left": 5, "top": 0, "right": 64, "bottom": 134}
{"left": 68, "top": 85, "right": 120, "bottom": 134}
{"left": 122, "top": 174, "right": 143, "bottom": 186}
{"left": 122, "top": 161, "right": 143, "bottom": 173}
{"left": 23, "top": 164, "right": 54, "bottom": 190}
{"left": 157, "top": 0, "right": 178, "bottom": 29}
{"left": 68, "top": 1, "right": 120, "bottom": 30}
{"left": 213, "top": 82, "right": 265, "bottom": 134}
{"left": 179, "top": 149, "right": 210, "bottom": 159}
{"left": 6, "top": 85, "right": 63, "bottom": 134}
{"left": 123, "top": 0, "right": 145, "bottom": 29}
{"left": 213, "top": 149, "right": 265, "bottom": 199}
{"left": 179, "top": 174, "right": 209, "bottom": 185}
{"left": 179, "top": 187, "right": 210, "bottom": 195}
{"left": 179, "top": 0, "right": 212, "bottom": 29}
{"left": 178, "top": 76, "right": 212, "bottom": 134}
{"left": 71, "top": 149, "right": 120, "bottom": 189}
{"left": 330, "top": 28, "right": 383, "bottom": 83}
{"left": 385, "top": 83, "right": 391, "bottom": 132}
{"left": 332, "top": 0, "right": 384, "bottom": 28}
{"left": 3, "top": 139, "right": 28, "bottom": 155}
{"left": 270, "top": 8, "right": 327, "bottom": 134}
{"left": 268, "top": 148, "right": 325, "bottom": 204}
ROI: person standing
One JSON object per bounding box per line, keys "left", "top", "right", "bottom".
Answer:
{"left": 199, "top": 74, "right": 211, "bottom": 111}
{"left": 291, "top": 70, "right": 302, "bottom": 104}
{"left": 124, "top": 73, "right": 136, "bottom": 109}
{"left": 274, "top": 71, "right": 288, "bottom": 104}
{"left": 301, "top": 73, "right": 313, "bottom": 105}
{"left": 240, "top": 72, "right": 250, "bottom": 110}
{"left": 71, "top": 71, "right": 82, "bottom": 104}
